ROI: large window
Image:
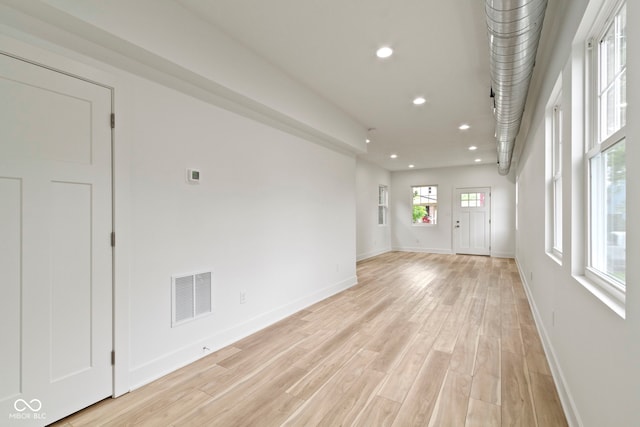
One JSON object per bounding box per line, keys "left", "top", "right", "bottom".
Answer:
{"left": 586, "top": 0, "right": 626, "bottom": 295}
{"left": 552, "top": 104, "right": 563, "bottom": 256}
{"left": 412, "top": 185, "right": 438, "bottom": 224}
{"left": 546, "top": 84, "right": 563, "bottom": 260}
{"left": 378, "top": 185, "right": 388, "bottom": 226}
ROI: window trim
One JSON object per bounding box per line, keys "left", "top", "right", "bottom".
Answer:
{"left": 545, "top": 75, "right": 563, "bottom": 263}
{"left": 551, "top": 104, "right": 563, "bottom": 259}
{"left": 378, "top": 185, "right": 388, "bottom": 226}
{"left": 580, "top": 0, "right": 627, "bottom": 316}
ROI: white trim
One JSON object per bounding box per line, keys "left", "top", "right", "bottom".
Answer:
{"left": 357, "top": 248, "right": 392, "bottom": 262}
{"left": 490, "top": 251, "right": 515, "bottom": 259}
{"left": 515, "top": 258, "right": 583, "bottom": 427}
{"left": 575, "top": 273, "right": 625, "bottom": 318}
{"left": 129, "top": 275, "right": 357, "bottom": 389}
{"left": 391, "top": 247, "right": 453, "bottom": 255}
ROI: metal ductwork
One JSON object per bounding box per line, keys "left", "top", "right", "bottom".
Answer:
{"left": 486, "top": 0, "right": 548, "bottom": 175}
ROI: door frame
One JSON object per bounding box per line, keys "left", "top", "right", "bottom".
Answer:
{"left": 0, "top": 34, "right": 130, "bottom": 398}
{"left": 452, "top": 186, "right": 492, "bottom": 256}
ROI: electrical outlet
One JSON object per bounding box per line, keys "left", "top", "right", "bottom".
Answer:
{"left": 240, "top": 290, "right": 246, "bottom": 304}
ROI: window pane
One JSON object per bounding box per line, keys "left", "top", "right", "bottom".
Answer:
{"left": 553, "top": 107, "right": 562, "bottom": 176}
{"left": 553, "top": 177, "right": 563, "bottom": 252}
{"left": 618, "top": 70, "right": 626, "bottom": 129}
{"left": 590, "top": 139, "right": 626, "bottom": 283}
{"left": 412, "top": 185, "right": 438, "bottom": 224}
{"left": 616, "top": 3, "right": 627, "bottom": 74}
{"left": 598, "top": 3, "right": 626, "bottom": 142}
{"left": 378, "top": 185, "right": 387, "bottom": 206}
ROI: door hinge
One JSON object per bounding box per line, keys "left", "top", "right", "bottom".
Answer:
{"left": 111, "top": 351, "right": 115, "bottom": 365}
{"left": 111, "top": 232, "right": 116, "bottom": 247}
{"left": 110, "top": 113, "right": 115, "bottom": 129}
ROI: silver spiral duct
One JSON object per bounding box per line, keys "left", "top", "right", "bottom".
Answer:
{"left": 486, "top": 0, "right": 548, "bottom": 175}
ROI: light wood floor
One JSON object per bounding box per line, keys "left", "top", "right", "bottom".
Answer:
{"left": 53, "top": 252, "right": 567, "bottom": 426}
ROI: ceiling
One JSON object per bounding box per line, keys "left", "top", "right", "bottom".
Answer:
{"left": 176, "top": 0, "right": 497, "bottom": 172}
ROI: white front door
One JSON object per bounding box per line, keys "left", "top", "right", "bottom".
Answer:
{"left": 453, "top": 187, "right": 491, "bottom": 256}
{"left": 0, "top": 53, "right": 113, "bottom": 425}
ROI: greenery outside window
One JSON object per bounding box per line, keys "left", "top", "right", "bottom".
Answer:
{"left": 412, "top": 185, "right": 438, "bottom": 224}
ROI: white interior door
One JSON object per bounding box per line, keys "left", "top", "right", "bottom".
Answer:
{"left": 0, "top": 53, "right": 113, "bottom": 425}
{"left": 453, "top": 187, "right": 491, "bottom": 256}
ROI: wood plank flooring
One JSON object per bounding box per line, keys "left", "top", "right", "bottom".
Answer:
{"left": 52, "top": 252, "right": 568, "bottom": 427}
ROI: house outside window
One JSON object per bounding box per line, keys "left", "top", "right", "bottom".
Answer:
{"left": 412, "top": 185, "right": 438, "bottom": 225}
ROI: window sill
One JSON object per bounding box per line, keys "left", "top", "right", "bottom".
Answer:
{"left": 412, "top": 223, "right": 437, "bottom": 227}
{"left": 573, "top": 273, "right": 626, "bottom": 319}
{"left": 546, "top": 250, "right": 563, "bottom": 266}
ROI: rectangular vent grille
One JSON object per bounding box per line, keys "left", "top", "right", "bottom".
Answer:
{"left": 172, "top": 271, "right": 212, "bottom": 327}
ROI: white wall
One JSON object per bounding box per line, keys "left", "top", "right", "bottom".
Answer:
{"left": 0, "top": 5, "right": 359, "bottom": 393}
{"left": 125, "top": 75, "right": 357, "bottom": 386}
{"left": 390, "top": 164, "right": 515, "bottom": 257}
{"left": 355, "top": 159, "right": 391, "bottom": 261}
{"left": 515, "top": 0, "right": 640, "bottom": 425}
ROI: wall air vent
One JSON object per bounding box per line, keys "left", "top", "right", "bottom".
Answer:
{"left": 172, "top": 271, "right": 213, "bottom": 327}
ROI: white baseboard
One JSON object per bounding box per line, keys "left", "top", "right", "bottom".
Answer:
{"left": 128, "top": 275, "right": 358, "bottom": 390}
{"left": 356, "top": 248, "right": 391, "bottom": 261}
{"left": 392, "top": 246, "right": 453, "bottom": 254}
{"left": 514, "top": 258, "right": 583, "bottom": 427}
{"left": 490, "top": 251, "right": 515, "bottom": 258}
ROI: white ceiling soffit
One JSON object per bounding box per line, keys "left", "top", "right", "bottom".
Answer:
{"left": 0, "top": 0, "right": 367, "bottom": 155}
{"left": 177, "top": 0, "right": 498, "bottom": 171}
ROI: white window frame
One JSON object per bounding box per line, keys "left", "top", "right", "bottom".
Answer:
{"left": 546, "top": 78, "right": 563, "bottom": 262}
{"left": 552, "top": 104, "right": 563, "bottom": 258}
{"left": 583, "top": 0, "right": 627, "bottom": 312}
{"left": 411, "top": 185, "right": 438, "bottom": 225}
{"left": 378, "top": 185, "right": 388, "bottom": 226}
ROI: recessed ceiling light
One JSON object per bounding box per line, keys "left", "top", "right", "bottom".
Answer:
{"left": 475, "top": 158, "right": 482, "bottom": 162}
{"left": 468, "top": 145, "right": 477, "bottom": 151}
{"left": 376, "top": 46, "right": 393, "bottom": 58}
{"left": 408, "top": 164, "right": 415, "bottom": 168}
{"left": 412, "top": 96, "right": 426, "bottom": 105}
{"left": 390, "top": 154, "right": 398, "bottom": 159}
{"left": 459, "top": 123, "right": 471, "bottom": 130}
{"left": 365, "top": 139, "right": 370, "bottom": 143}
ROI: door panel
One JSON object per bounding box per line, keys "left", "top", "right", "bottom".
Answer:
{"left": 0, "top": 178, "right": 22, "bottom": 401}
{"left": 0, "top": 53, "right": 112, "bottom": 425}
{"left": 50, "top": 182, "right": 93, "bottom": 381}
{"left": 453, "top": 187, "right": 491, "bottom": 256}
